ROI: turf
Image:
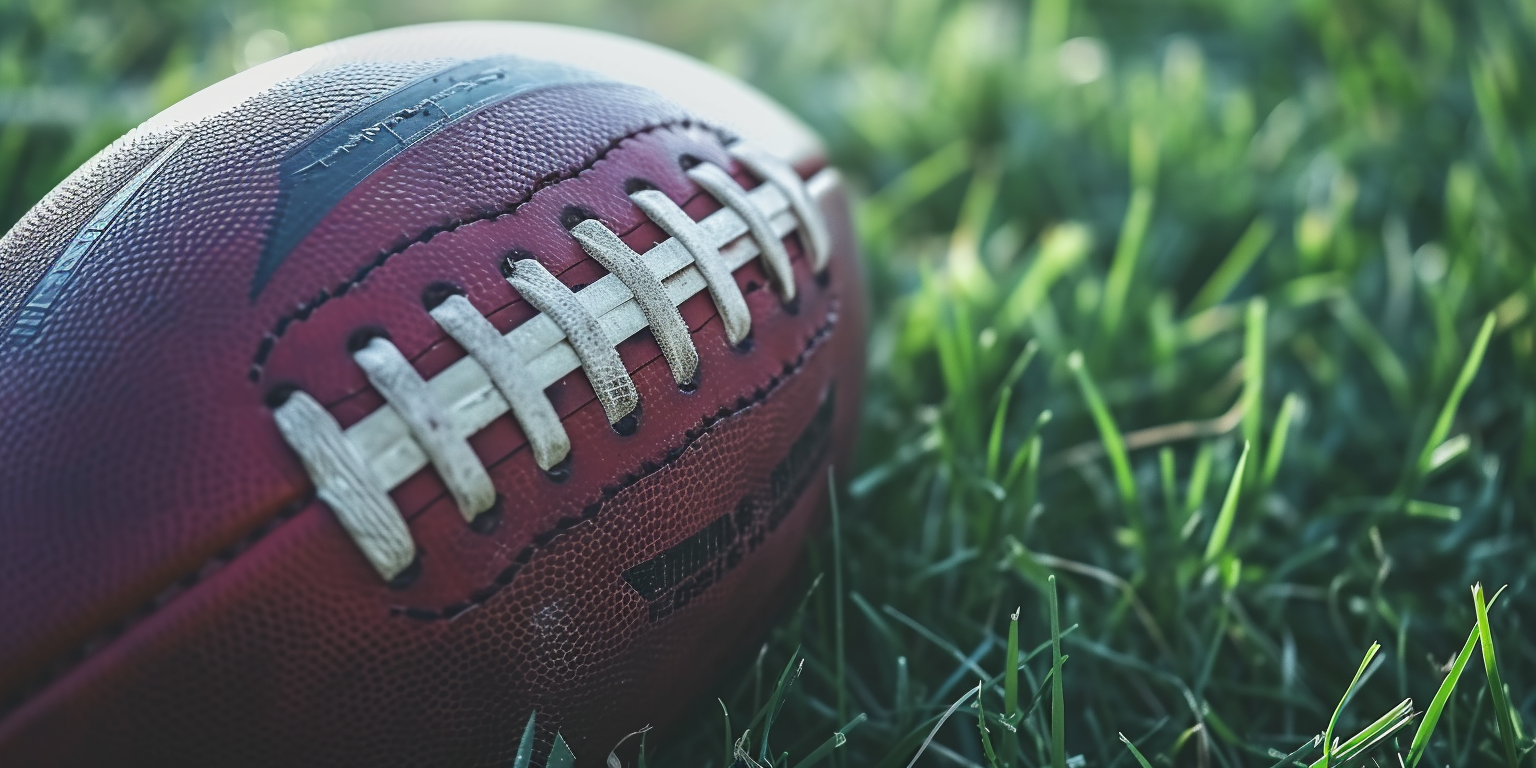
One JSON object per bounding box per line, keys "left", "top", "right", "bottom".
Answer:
{"left": 4, "top": 0, "right": 1535, "bottom": 765}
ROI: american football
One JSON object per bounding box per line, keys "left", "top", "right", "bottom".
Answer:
{"left": 0, "top": 22, "right": 863, "bottom": 767}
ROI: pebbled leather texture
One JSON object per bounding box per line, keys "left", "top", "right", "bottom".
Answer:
{"left": 0, "top": 31, "right": 865, "bottom": 768}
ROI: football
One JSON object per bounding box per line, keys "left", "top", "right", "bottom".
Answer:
{"left": 0, "top": 22, "right": 864, "bottom": 767}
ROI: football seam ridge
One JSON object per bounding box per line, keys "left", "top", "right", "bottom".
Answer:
{"left": 389, "top": 303, "right": 839, "bottom": 622}
{"left": 248, "top": 117, "right": 721, "bottom": 382}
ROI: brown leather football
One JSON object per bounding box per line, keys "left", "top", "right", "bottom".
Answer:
{"left": 0, "top": 22, "right": 864, "bottom": 767}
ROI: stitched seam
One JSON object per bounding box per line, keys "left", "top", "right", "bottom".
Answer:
{"left": 247, "top": 118, "right": 724, "bottom": 382}
{"left": 391, "top": 303, "right": 839, "bottom": 621}
{"left": 312, "top": 182, "right": 728, "bottom": 414}
{"left": 2, "top": 290, "right": 836, "bottom": 720}
{"left": 384, "top": 250, "right": 800, "bottom": 526}
{"left": 288, "top": 158, "right": 825, "bottom": 517}
{"left": 1, "top": 491, "right": 314, "bottom": 718}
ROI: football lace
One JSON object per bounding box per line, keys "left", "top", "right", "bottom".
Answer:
{"left": 272, "top": 142, "right": 836, "bottom": 582}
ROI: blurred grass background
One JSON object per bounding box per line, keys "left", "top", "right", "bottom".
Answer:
{"left": 5, "top": 0, "right": 1536, "bottom": 765}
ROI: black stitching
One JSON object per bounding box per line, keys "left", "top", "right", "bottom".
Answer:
{"left": 246, "top": 119, "right": 722, "bottom": 383}
{"left": 261, "top": 160, "right": 766, "bottom": 417}
{"left": 388, "top": 305, "right": 838, "bottom": 621}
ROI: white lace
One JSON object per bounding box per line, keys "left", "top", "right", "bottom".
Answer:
{"left": 428, "top": 294, "right": 571, "bottom": 472}
{"left": 505, "top": 257, "right": 640, "bottom": 425}
{"left": 272, "top": 391, "right": 417, "bottom": 578}
{"left": 272, "top": 145, "right": 837, "bottom": 580}
{"left": 686, "top": 162, "right": 797, "bottom": 301}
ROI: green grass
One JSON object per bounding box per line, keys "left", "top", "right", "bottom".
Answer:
{"left": 5, "top": 0, "right": 1536, "bottom": 766}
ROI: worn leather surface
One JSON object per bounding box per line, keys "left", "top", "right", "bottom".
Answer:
{"left": 0, "top": 35, "right": 864, "bottom": 768}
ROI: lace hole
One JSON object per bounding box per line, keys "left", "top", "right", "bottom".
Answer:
{"left": 346, "top": 327, "right": 390, "bottom": 354}
{"left": 264, "top": 383, "right": 299, "bottom": 409}
{"left": 815, "top": 269, "right": 832, "bottom": 288}
{"left": 678, "top": 153, "right": 702, "bottom": 170}
{"left": 468, "top": 497, "right": 504, "bottom": 535}
{"left": 624, "top": 177, "right": 658, "bottom": 195}
{"left": 612, "top": 411, "right": 640, "bottom": 436}
{"left": 679, "top": 374, "right": 700, "bottom": 394}
{"left": 560, "top": 206, "right": 597, "bottom": 231}
{"left": 734, "top": 333, "right": 755, "bottom": 354}
{"left": 544, "top": 457, "right": 573, "bottom": 484}
{"left": 782, "top": 295, "right": 801, "bottom": 315}
{"left": 387, "top": 554, "right": 424, "bottom": 591}
{"left": 421, "top": 281, "right": 464, "bottom": 310}
{"left": 501, "top": 249, "right": 536, "bottom": 279}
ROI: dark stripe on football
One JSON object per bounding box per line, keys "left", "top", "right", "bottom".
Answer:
{"left": 251, "top": 56, "right": 604, "bottom": 298}
{"left": 622, "top": 383, "right": 835, "bottom": 620}
{"left": 8, "top": 134, "right": 189, "bottom": 345}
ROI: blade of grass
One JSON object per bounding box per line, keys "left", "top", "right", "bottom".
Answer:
{"left": 1268, "top": 735, "right": 1320, "bottom": 768}
{"left": 1415, "top": 313, "right": 1495, "bottom": 478}
{"left": 1204, "top": 441, "right": 1251, "bottom": 562}
{"left": 1188, "top": 217, "right": 1277, "bottom": 314}
{"left": 1473, "top": 583, "right": 1519, "bottom": 768}
{"left": 720, "top": 699, "right": 733, "bottom": 768}
{"left": 883, "top": 604, "right": 990, "bottom": 681}
{"left": 1261, "top": 393, "right": 1300, "bottom": 488}
{"left": 793, "top": 714, "right": 867, "bottom": 768}
{"left": 1318, "top": 641, "right": 1381, "bottom": 768}
{"left": 1003, "top": 410, "right": 1051, "bottom": 502}
{"left": 1405, "top": 587, "right": 1506, "bottom": 767}
{"left": 1329, "top": 298, "right": 1412, "bottom": 408}
{"left": 1023, "top": 657, "right": 1069, "bottom": 723}
{"left": 1187, "top": 441, "right": 1214, "bottom": 519}
{"left": 902, "top": 683, "right": 983, "bottom": 768}
{"left": 1102, "top": 187, "right": 1155, "bottom": 339}
{"left": 1423, "top": 433, "right": 1471, "bottom": 476}
{"left": 1159, "top": 447, "right": 1178, "bottom": 524}
{"left": 1404, "top": 499, "right": 1460, "bottom": 521}
{"left": 1309, "top": 700, "right": 1419, "bottom": 768}
{"left": 1001, "top": 223, "right": 1092, "bottom": 329}
{"left": 829, "top": 468, "right": 848, "bottom": 736}
{"left": 1050, "top": 574, "right": 1067, "bottom": 768}
{"left": 1242, "top": 297, "right": 1267, "bottom": 474}
{"left": 1311, "top": 698, "right": 1415, "bottom": 765}
{"left": 861, "top": 139, "right": 969, "bottom": 236}
{"left": 1067, "top": 351, "right": 1141, "bottom": 532}
{"left": 946, "top": 162, "right": 1000, "bottom": 298}
{"left": 1005, "top": 608, "right": 1021, "bottom": 722}
{"left": 548, "top": 732, "right": 576, "bottom": 768}
{"left": 987, "top": 385, "right": 1012, "bottom": 481}
{"left": 756, "top": 649, "right": 804, "bottom": 763}
{"left": 1002, "top": 607, "right": 1022, "bottom": 762}
{"left": 512, "top": 710, "right": 537, "bottom": 768}
{"left": 1118, "top": 732, "right": 1155, "bottom": 768}
{"left": 977, "top": 681, "right": 1003, "bottom": 768}
{"left": 1001, "top": 339, "right": 1042, "bottom": 394}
